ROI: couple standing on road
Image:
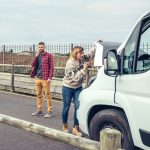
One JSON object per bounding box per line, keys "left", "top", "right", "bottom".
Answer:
{"left": 30, "top": 42, "right": 94, "bottom": 136}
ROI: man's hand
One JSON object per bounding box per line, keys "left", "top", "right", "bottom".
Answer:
{"left": 47, "top": 78, "right": 51, "bottom": 83}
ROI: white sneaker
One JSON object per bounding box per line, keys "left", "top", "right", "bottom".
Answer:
{"left": 44, "top": 112, "right": 54, "bottom": 118}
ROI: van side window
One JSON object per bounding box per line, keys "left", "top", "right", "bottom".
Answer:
{"left": 123, "top": 23, "right": 141, "bottom": 74}
{"left": 136, "top": 23, "right": 150, "bottom": 73}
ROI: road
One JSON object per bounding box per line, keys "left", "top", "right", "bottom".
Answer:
{"left": 0, "top": 91, "right": 88, "bottom": 150}
{"left": 0, "top": 91, "right": 74, "bottom": 131}
{"left": 0, "top": 123, "right": 79, "bottom": 150}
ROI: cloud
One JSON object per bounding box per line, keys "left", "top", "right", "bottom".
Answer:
{"left": 0, "top": 0, "right": 149, "bottom": 44}
{"left": 85, "top": 0, "right": 150, "bottom": 15}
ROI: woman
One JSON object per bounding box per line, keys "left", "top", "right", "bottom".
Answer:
{"left": 62, "top": 46, "right": 90, "bottom": 136}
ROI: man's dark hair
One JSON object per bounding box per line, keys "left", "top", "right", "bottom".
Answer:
{"left": 38, "top": 42, "right": 45, "bottom": 46}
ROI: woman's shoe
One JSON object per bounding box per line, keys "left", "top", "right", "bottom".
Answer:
{"left": 72, "top": 126, "right": 83, "bottom": 137}
{"left": 63, "top": 124, "right": 69, "bottom": 133}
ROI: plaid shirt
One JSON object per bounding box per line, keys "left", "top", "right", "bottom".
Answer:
{"left": 30, "top": 52, "right": 54, "bottom": 80}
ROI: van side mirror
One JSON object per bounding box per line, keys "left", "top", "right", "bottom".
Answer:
{"left": 104, "top": 49, "right": 119, "bottom": 76}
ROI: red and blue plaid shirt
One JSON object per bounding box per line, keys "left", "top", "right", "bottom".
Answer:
{"left": 30, "top": 52, "right": 54, "bottom": 80}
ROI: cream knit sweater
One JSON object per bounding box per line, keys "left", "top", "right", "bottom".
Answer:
{"left": 63, "top": 59, "right": 86, "bottom": 89}
{"left": 63, "top": 47, "right": 96, "bottom": 89}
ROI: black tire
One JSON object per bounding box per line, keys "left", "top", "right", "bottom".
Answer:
{"left": 89, "top": 109, "right": 134, "bottom": 150}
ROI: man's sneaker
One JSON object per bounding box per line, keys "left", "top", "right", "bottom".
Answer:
{"left": 44, "top": 112, "right": 54, "bottom": 118}
{"left": 63, "top": 124, "right": 69, "bottom": 133}
{"left": 72, "top": 126, "right": 83, "bottom": 137}
{"left": 32, "top": 111, "right": 43, "bottom": 116}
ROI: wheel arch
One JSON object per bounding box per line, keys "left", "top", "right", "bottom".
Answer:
{"left": 88, "top": 106, "right": 135, "bottom": 149}
{"left": 88, "top": 105, "right": 129, "bottom": 131}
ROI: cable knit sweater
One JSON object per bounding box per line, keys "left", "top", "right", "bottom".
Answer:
{"left": 63, "top": 59, "right": 86, "bottom": 89}
{"left": 63, "top": 48, "right": 96, "bottom": 89}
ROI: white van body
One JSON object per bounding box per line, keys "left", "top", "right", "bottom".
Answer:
{"left": 77, "top": 11, "right": 150, "bottom": 150}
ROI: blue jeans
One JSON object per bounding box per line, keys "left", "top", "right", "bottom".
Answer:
{"left": 62, "top": 86, "right": 82, "bottom": 127}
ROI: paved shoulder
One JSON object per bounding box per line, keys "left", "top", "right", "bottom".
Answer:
{"left": 0, "top": 123, "right": 79, "bottom": 150}
{"left": 0, "top": 91, "right": 74, "bottom": 131}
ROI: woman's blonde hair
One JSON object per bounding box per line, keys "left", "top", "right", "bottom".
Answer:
{"left": 70, "top": 46, "right": 84, "bottom": 60}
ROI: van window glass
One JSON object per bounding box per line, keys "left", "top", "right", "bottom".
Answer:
{"left": 136, "top": 25, "right": 150, "bottom": 72}
{"left": 123, "top": 23, "right": 141, "bottom": 74}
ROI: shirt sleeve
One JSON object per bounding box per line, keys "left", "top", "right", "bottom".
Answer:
{"left": 31, "top": 55, "right": 38, "bottom": 67}
{"left": 48, "top": 54, "right": 54, "bottom": 80}
{"left": 30, "top": 55, "right": 38, "bottom": 77}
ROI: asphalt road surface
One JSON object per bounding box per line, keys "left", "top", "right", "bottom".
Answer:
{"left": 0, "top": 91, "right": 75, "bottom": 131}
{"left": 0, "top": 123, "right": 79, "bottom": 150}
{"left": 0, "top": 91, "right": 88, "bottom": 150}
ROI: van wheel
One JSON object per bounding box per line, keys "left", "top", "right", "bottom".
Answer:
{"left": 89, "top": 109, "right": 134, "bottom": 150}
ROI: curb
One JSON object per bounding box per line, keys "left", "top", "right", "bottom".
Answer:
{"left": 0, "top": 114, "right": 100, "bottom": 150}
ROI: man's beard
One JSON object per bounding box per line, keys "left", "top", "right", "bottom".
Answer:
{"left": 39, "top": 49, "right": 44, "bottom": 53}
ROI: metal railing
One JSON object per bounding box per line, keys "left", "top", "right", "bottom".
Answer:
{"left": 0, "top": 42, "right": 149, "bottom": 67}
{"left": 0, "top": 42, "right": 149, "bottom": 78}
{"left": 0, "top": 43, "right": 94, "bottom": 67}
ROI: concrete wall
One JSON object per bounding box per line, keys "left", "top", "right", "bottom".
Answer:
{"left": 0, "top": 72, "right": 63, "bottom": 100}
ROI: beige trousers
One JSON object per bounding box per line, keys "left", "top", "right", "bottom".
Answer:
{"left": 35, "top": 78, "right": 52, "bottom": 112}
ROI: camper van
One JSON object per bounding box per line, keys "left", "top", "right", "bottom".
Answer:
{"left": 77, "top": 11, "right": 150, "bottom": 150}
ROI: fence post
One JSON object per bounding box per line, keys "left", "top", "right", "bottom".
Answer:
{"left": 85, "top": 69, "right": 90, "bottom": 88}
{"left": 33, "top": 44, "right": 36, "bottom": 55}
{"left": 3, "top": 45, "right": 5, "bottom": 72}
{"left": 71, "top": 43, "right": 73, "bottom": 51}
{"left": 100, "top": 128, "right": 122, "bottom": 150}
{"left": 11, "top": 62, "right": 14, "bottom": 92}
{"left": 3, "top": 45, "right": 5, "bottom": 64}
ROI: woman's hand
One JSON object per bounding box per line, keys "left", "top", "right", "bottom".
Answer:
{"left": 83, "top": 62, "right": 90, "bottom": 71}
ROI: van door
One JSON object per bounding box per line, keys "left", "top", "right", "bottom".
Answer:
{"left": 116, "top": 16, "right": 150, "bottom": 148}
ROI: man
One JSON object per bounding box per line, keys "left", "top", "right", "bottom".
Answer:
{"left": 30, "top": 42, "right": 54, "bottom": 118}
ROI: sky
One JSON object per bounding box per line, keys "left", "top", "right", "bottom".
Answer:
{"left": 0, "top": 0, "right": 149, "bottom": 44}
